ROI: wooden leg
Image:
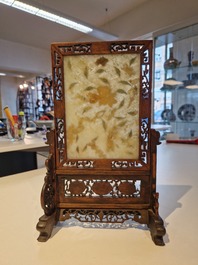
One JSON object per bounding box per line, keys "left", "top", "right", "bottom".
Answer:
{"left": 148, "top": 209, "right": 166, "bottom": 246}
{"left": 36, "top": 212, "right": 57, "bottom": 242}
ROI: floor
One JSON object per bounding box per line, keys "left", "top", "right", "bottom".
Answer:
{"left": 0, "top": 142, "right": 198, "bottom": 265}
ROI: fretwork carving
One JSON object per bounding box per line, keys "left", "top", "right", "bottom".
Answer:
{"left": 63, "top": 179, "right": 141, "bottom": 198}
{"left": 59, "top": 43, "right": 92, "bottom": 54}
{"left": 54, "top": 65, "right": 63, "bottom": 100}
{"left": 142, "top": 64, "right": 150, "bottom": 99}
{"left": 60, "top": 209, "right": 148, "bottom": 224}
{"left": 40, "top": 131, "right": 56, "bottom": 216}
{"left": 63, "top": 160, "right": 94, "bottom": 168}
{"left": 110, "top": 43, "right": 144, "bottom": 53}
{"left": 56, "top": 118, "right": 65, "bottom": 164}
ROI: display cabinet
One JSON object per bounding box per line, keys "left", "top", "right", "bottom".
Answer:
{"left": 17, "top": 83, "right": 35, "bottom": 122}
{"left": 35, "top": 77, "right": 53, "bottom": 119}
{"left": 153, "top": 23, "right": 198, "bottom": 139}
{"left": 17, "top": 77, "right": 53, "bottom": 122}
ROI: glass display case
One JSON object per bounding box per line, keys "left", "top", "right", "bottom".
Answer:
{"left": 153, "top": 23, "right": 198, "bottom": 139}
{"left": 17, "top": 76, "right": 53, "bottom": 122}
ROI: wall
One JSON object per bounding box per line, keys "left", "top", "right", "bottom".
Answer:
{"left": 103, "top": 0, "right": 198, "bottom": 40}
{"left": 0, "top": 39, "right": 51, "bottom": 117}
{"left": 0, "top": 76, "right": 22, "bottom": 117}
{"left": 0, "top": 38, "right": 51, "bottom": 75}
{"left": 77, "top": 0, "right": 198, "bottom": 42}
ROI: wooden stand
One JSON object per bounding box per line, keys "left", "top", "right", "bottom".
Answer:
{"left": 37, "top": 40, "right": 166, "bottom": 245}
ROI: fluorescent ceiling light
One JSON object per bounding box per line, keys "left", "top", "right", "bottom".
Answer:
{"left": 0, "top": 0, "right": 93, "bottom": 33}
{"left": 36, "top": 10, "right": 59, "bottom": 22}
{"left": 12, "top": 1, "right": 39, "bottom": 14}
{"left": 0, "top": 0, "right": 14, "bottom": 5}
{"left": 0, "top": 72, "right": 6, "bottom": 76}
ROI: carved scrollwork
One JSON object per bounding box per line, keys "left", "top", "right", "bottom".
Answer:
{"left": 110, "top": 43, "right": 144, "bottom": 53}
{"left": 142, "top": 49, "right": 150, "bottom": 99}
{"left": 111, "top": 160, "right": 143, "bottom": 168}
{"left": 148, "top": 209, "right": 166, "bottom": 246}
{"left": 41, "top": 154, "right": 56, "bottom": 216}
{"left": 57, "top": 119, "right": 64, "bottom": 145}
{"left": 63, "top": 160, "right": 94, "bottom": 168}
{"left": 59, "top": 44, "right": 92, "bottom": 54}
{"left": 141, "top": 118, "right": 149, "bottom": 141}
{"left": 54, "top": 66, "right": 63, "bottom": 100}
{"left": 54, "top": 51, "right": 62, "bottom": 66}
{"left": 40, "top": 131, "right": 56, "bottom": 216}
{"left": 42, "top": 182, "right": 55, "bottom": 215}
{"left": 56, "top": 118, "right": 65, "bottom": 164}
{"left": 60, "top": 209, "right": 147, "bottom": 224}
{"left": 142, "top": 64, "right": 150, "bottom": 99}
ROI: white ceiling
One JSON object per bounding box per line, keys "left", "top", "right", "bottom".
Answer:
{"left": 0, "top": 0, "right": 150, "bottom": 50}
{"left": 1, "top": 0, "right": 197, "bottom": 79}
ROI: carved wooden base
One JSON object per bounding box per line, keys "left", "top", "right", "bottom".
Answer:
{"left": 148, "top": 209, "right": 166, "bottom": 246}
{"left": 37, "top": 208, "right": 166, "bottom": 245}
{"left": 36, "top": 212, "right": 57, "bottom": 242}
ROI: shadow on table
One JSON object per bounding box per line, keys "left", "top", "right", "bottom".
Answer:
{"left": 51, "top": 184, "right": 191, "bottom": 244}
{"left": 157, "top": 184, "right": 191, "bottom": 219}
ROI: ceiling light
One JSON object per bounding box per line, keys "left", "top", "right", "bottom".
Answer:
{"left": 0, "top": 0, "right": 93, "bottom": 34}
{"left": 56, "top": 17, "right": 92, "bottom": 33}
{"left": 36, "top": 10, "right": 59, "bottom": 22}
{"left": 12, "top": 1, "right": 39, "bottom": 14}
{"left": 17, "top": 74, "right": 25, "bottom": 78}
{"left": 0, "top": 0, "right": 14, "bottom": 6}
{"left": 0, "top": 72, "right": 6, "bottom": 76}
{"left": 0, "top": 0, "right": 117, "bottom": 38}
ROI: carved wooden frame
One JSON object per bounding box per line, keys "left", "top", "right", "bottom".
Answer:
{"left": 36, "top": 40, "right": 166, "bottom": 245}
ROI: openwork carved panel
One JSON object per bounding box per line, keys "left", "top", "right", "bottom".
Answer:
{"left": 110, "top": 43, "right": 144, "bottom": 53}
{"left": 53, "top": 51, "right": 63, "bottom": 101}
{"left": 59, "top": 43, "right": 92, "bottom": 54}
{"left": 63, "top": 178, "right": 142, "bottom": 198}
{"left": 56, "top": 118, "right": 65, "bottom": 164}
{"left": 60, "top": 209, "right": 148, "bottom": 224}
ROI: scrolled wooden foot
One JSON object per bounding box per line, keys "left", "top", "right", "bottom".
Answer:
{"left": 36, "top": 212, "right": 57, "bottom": 242}
{"left": 148, "top": 210, "right": 166, "bottom": 246}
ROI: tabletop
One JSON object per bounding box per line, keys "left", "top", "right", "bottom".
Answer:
{"left": 0, "top": 132, "right": 49, "bottom": 153}
{"left": 0, "top": 142, "right": 198, "bottom": 265}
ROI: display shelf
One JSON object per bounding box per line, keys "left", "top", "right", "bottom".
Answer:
{"left": 154, "top": 23, "right": 198, "bottom": 138}
{"left": 17, "top": 76, "right": 53, "bottom": 122}
{"left": 17, "top": 85, "right": 35, "bottom": 122}
{"left": 35, "top": 77, "right": 53, "bottom": 119}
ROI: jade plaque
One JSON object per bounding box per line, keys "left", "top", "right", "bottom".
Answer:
{"left": 64, "top": 53, "right": 140, "bottom": 160}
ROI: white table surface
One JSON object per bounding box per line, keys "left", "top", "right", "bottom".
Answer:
{"left": 0, "top": 132, "right": 48, "bottom": 153}
{"left": 0, "top": 142, "right": 198, "bottom": 265}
